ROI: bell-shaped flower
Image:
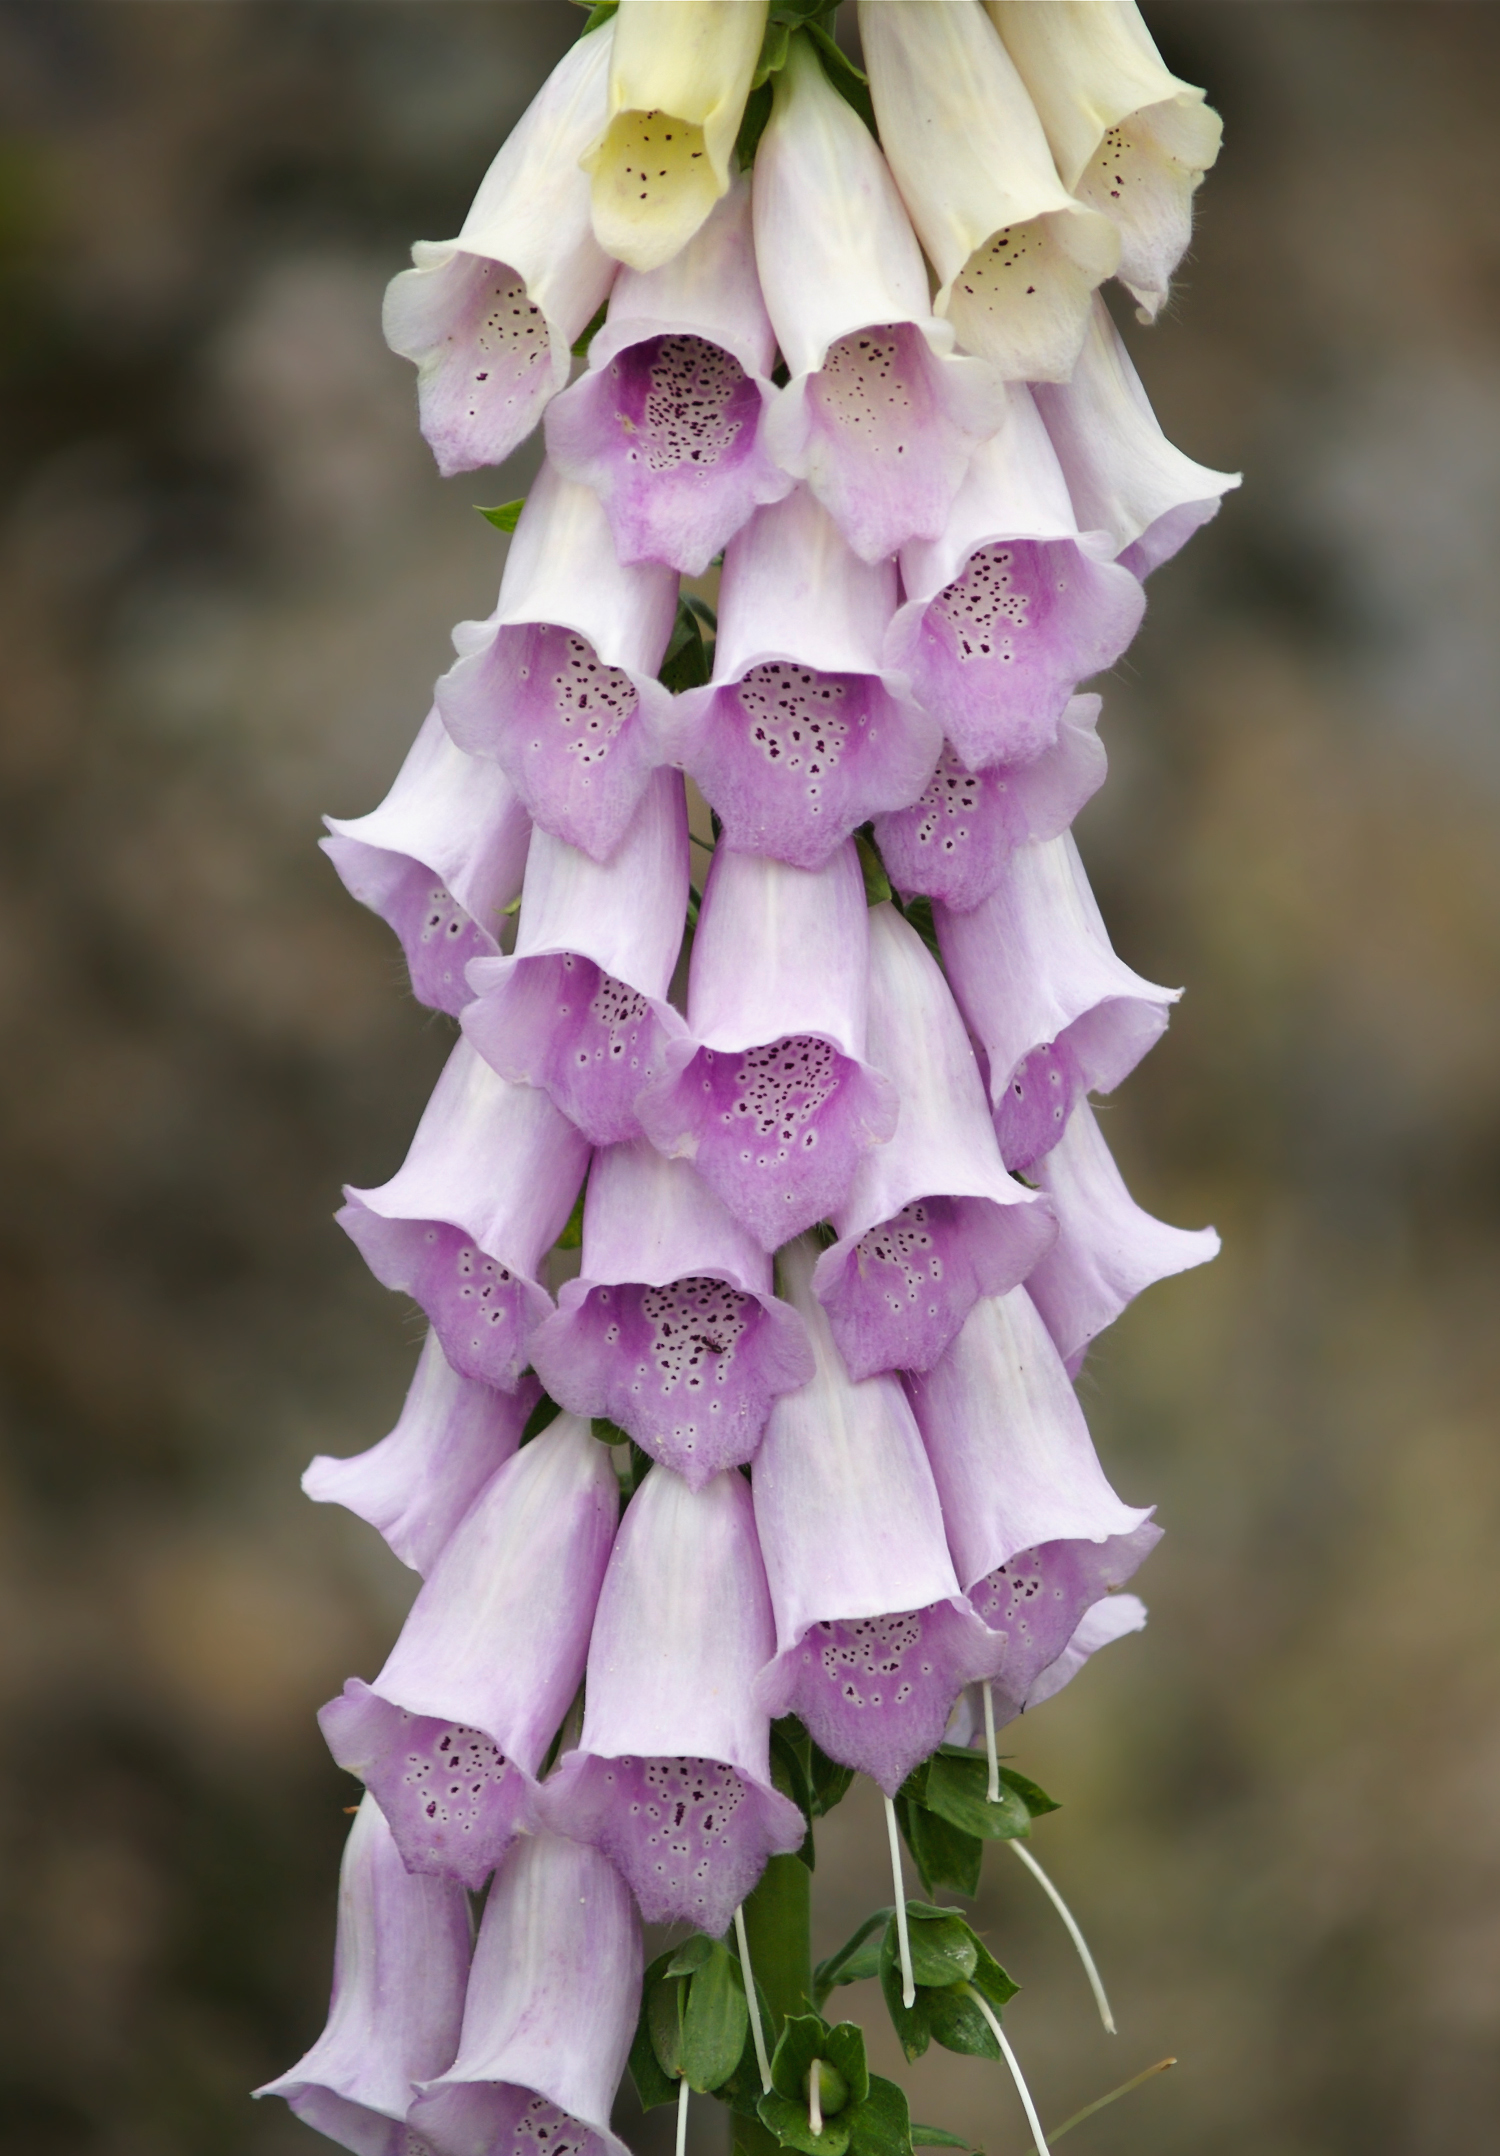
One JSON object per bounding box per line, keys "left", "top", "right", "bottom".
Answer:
{"left": 460, "top": 770, "right": 689, "bottom": 1146}
{"left": 322, "top": 707, "right": 531, "bottom": 1019}
{"left": 875, "top": 695, "right": 1106, "bottom": 916}
{"left": 540, "top": 1463, "right": 805, "bottom": 1935}
{"left": 753, "top": 1237, "right": 1000, "bottom": 1795}
{"left": 303, "top": 1328, "right": 539, "bottom": 1577}
{"left": 1034, "top": 296, "right": 1240, "bottom": 578}
{"left": 858, "top": 0, "right": 1118, "bottom": 383}
{"left": 662, "top": 490, "right": 941, "bottom": 870}
{"left": 752, "top": 32, "right": 1008, "bottom": 564}
{"left": 320, "top": 1413, "right": 618, "bottom": 1891}
{"left": 908, "top": 1285, "right": 1157, "bottom": 1719}
{"left": 436, "top": 462, "right": 677, "bottom": 863}
{"left": 936, "top": 832, "right": 1177, "bottom": 1173}
{"left": 544, "top": 170, "right": 791, "bottom": 576}
{"left": 1023, "top": 1099, "right": 1219, "bottom": 1375}
{"left": 985, "top": 0, "right": 1222, "bottom": 320}
{"left": 383, "top": 22, "right": 616, "bottom": 476}
{"left": 338, "top": 1038, "right": 589, "bottom": 1393}
{"left": 528, "top": 1139, "right": 813, "bottom": 1489}
{"left": 256, "top": 1795, "right": 471, "bottom": 2154}
{"left": 812, "top": 903, "right": 1055, "bottom": 1382}
{"left": 583, "top": 0, "right": 769, "bottom": 274}
{"left": 636, "top": 841, "right": 898, "bottom": 1249}
{"left": 883, "top": 388, "right": 1144, "bottom": 772}
{"left": 409, "top": 1831, "right": 640, "bottom": 2156}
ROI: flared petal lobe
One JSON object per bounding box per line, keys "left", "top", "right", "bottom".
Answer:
{"left": 636, "top": 843, "right": 899, "bottom": 1248}
{"left": 663, "top": 489, "right": 941, "bottom": 870}
{"left": 875, "top": 697, "right": 1107, "bottom": 915}
{"left": 462, "top": 770, "right": 689, "bottom": 1145}
{"left": 322, "top": 708, "right": 530, "bottom": 1018}
{"left": 256, "top": 1795, "right": 471, "bottom": 2156}
{"left": 753, "top": 34, "right": 1008, "bottom": 562}
{"left": 319, "top": 1414, "right": 618, "bottom": 1890}
{"left": 753, "top": 1239, "right": 1000, "bottom": 1795}
{"left": 436, "top": 463, "right": 677, "bottom": 862}
{"left": 540, "top": 1464, "right": 804, "bottom": 1933}
{"left": 383, "top": 24, "right": 616, "bottom": 475}
{"left": 338, "top": 1039, "right": 589, "bottom": 1393}
{"left": 1034, "top": 297, "right": 1240, "bottom": 578}
{"left": 303, "top": 1329, "right": 539, "bottom": 1576}
{"left": 584, "top": 0, "right": 769, "bottom": 274}
{"left": 1024, "top": 1099, "right": 1219, "bottom": 1373}
{"left": 813, "top": 904, "right": 1055, "bottom": 1380}
{"left": 410, "top": 1831, "right": 640, "bottom": 2156}
{"left": 936, "top": 832, "right": 1178, "bottom": 1169}
{"left": 859, "top": 0, "right": 1118, "bottom": 382}
{"left": 545, "top": 172, "right": 790, "bottom": 574}
{"left": 1024, "top": 1591, "right": 1148, "bottom": 1708}
{"left": 886, "top": 391, "right": 1144, "bottom": 771}
{"left": 528, "top": 1141, "right": 813, "bottom": 1487}
{"left": 985, "top": 0, "right": 1222, "bottom": 318}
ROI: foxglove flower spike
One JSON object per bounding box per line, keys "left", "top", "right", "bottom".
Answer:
{"left": 461, "top": 768, "right": 690, "bottom": 1146}
{"left": 528, "top": 1138, "right": 813, "bottom": 1488}
{"left": 859, "top": 0, "right": 1118, "bottom": 382}
{"left": 319, "top": 1413, "right": 618, "bottom": 1890}
{"left": 813, "top": 902, "right": 1055, "bottom": 1380}
{"left": 383, "top": 23, "right": 616, "bottom": 475}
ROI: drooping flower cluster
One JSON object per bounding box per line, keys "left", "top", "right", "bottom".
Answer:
{"left": 264, "top": 7, "right": 1231, "bottom": 2154}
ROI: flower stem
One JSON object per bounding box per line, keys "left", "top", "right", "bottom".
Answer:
{"left": 1008, "top": 1840, "right": 1116, "bottom": 2035}
{"left": 960, "top": 1986, "right": 1049, "bottom": 2156}
{"left": 734, "top": 1903, "right": 773, "bottom": 2093}
{"left": 731, "top": 1855, "right": 812, "bottom": 2156}
{"left": 883, "top": 1794, "right": 916, "bottom": 2009}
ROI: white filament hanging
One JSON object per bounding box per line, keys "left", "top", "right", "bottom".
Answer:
{"left": 675, "top": 2072, "right": 690, "bottom": 2156}
{"left": 963, "top": 1985, "right": 1050, "bottom": 2156}
{"left": 733, "top": 1904, "right": 773, "bottom": 2093}
{"left": 883, "top": 1794, "right": 916, "bottom": 2008}
{"left": 1009, "top": 1839, "right": 1117, "bottom": 2036}
{"left": 982, "top": 1678, "right": 1000, "bottom": 1803}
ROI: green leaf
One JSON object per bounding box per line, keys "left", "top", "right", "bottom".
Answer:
{"left": 909, "top": 2130, "right": 972, "bottom": 2151}
{"left": 904, "top": 1908, "right": 980, "bottom": 1990}
{"left": 630, "top": 1951, "right": 682, "bottom": 2109}
{"left": 647, "top": 1967, "right": 686, "bottom": 2081}
{"left": 736, "top": 78, "right": 774, "bottom": 169}
{"left": 518, "top": 1393, "right": 562, "bottom": 1447}
{"left": 895, "top": 1794, "right": 982, "bottom": 1899}
{"left": 922, "top": 1947, "right": 1020, "bottom": 2064}
{"left": 814, "top": 1909, "right": 892, "bottom": 2005}
{"left": 659, "top": 595, "right": 712, "bottom": 694}
{"left": 922, "top": 1751, "right": 1034, "bottom": 1842}
{"left": 758, "top": 2090, "right": 851, "bottom": 2156}
{"left": 878, "top": 1922, "right": 930, "bottom": 2063}
{"left": 769, "top": 1722, "right": 817, "bottom": 1870}
{"left": 713, "top": 1966, "right": 780, "bottom": 2120}
{"left": 855, "top": 829, "right": 892, "bottom": 906}
{"left": 571, "top": 300, "right": 608, "bottom": 358}
{"left": 476, "top": 499, "right": 525, "bottom": 534}
{"left": 846, "top": 2077, "right": 913, "bottom": 2156}
{"left": 896, "top": 895, "right": 941, "bottom": 963}
{"left": 993, "top": 1762, "right": 1060, "bottom": 1820}
{"left": 681, "top": 1939, "right": 749, "bottom": 2093}
{"left": 805, "top": 19, "right": 878, "bottom": 139}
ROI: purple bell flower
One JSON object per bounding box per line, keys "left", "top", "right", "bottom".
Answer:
{"left": 528, "top": 1138, "right": 814, "bottom": 1487}
{"left": 753, "top": 1238, "right": 1001, "bottom": 1796}
{"left": 935, "top": 831, "right": 1178, "bottom": 1172}
{"left": 320, "top": 1413, "right": 618, "bottom": 1891}
{"left": 338, "top": 1039, "right": 589, "bottom": 1393}
{"left": 1023, "top": 1098, "right": 1220, "bottom": 1375}
{"left": 256, "top": 1793, "right": 471, "bottom": 2155}
{"left": 409, "top": 1830, "right": 640, "bottom": 2156}
{"left": 461, "top": 769, "right": 689, "bottom": 1147}
{"left": 752, "top": 32, "right": 1009, "bottom": 565}
{"left": 812, "top": 902, "right": 1056, "bottom": 1379}
{"left": 382, "top": 23, "right": 617, "bottom": 478}
{"left": 322, "top": 708, "right": 531, "bottom": 1020}
{"left": 545, "top": 170, "right": 792, "bottom": 576}
{"left": 1024, "top": 1591, "right": 1148, "bottom": 1709}
{"left": 436, "top": 461, "right": 677, "bottom": 863}
{"left": 884, "top": 389, "right": 1144, "bottom": 771}
{"left": 1034, "top": 295, "right": 1240, "bottom": 579}
{"left": 637, "top": 840, "right": 898, "bottom": 1249}
{"left": 303, "top": 1328, "right": 540, "bottom": 1577}
{"left": 662, "top": 487, "right": 941, "bottom": 870}
{"left": 874, "top": 694, "right": 1107, "bottom": 916}
{"left": 908, "top": 1284, "right": 1158, "bottom": 1718}
{"left": 540, "top": 1462, "right": 805, "bottom": 1934}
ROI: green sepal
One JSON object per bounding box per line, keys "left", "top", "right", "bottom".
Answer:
{"left": 680, "top": 1938, "right": 750, "bottom": 2093}
{"left": 910, "top": 2130, "right": 972, "bottom": 2151}
{"left": 878, "top": 1912, "right": 1018, "bottom": 2065}
{"left": 518, "top": 1393, "right": 563, "bottom": 1447}
{"left": 659, "top": 595, "right": 713, "bottom": 693}
{"left": 923, "top": 1946, "right": 1019, "bottom": 2062}
{"left": 476, "top": 499, "right": 526, "bottom": 534}
{"left": 571, "top": 300, "right": 608, "bottom": 357}
{"left": 736, "top": 79, "right": 774, "bottom": 169}
{"left": 855, "top": 828, "right": 892, "bottom": 906}
{"left": 895, "top": 894, "right": 940, "bottom": 962}
{"left": 768, "top": 1722, "right": 817, "bottom": 1870}
{"left": 666, "top": 1935, "right": 715, "bottom": 1979}
{"left": 846, "top": 2076, "right": 913, "bottom": 2156}
{"left": 555, "top": 1180, "right": 587, "bottom": 1250}
{"left": 752, "top": 17, "right": 793, "bottom": 91}
{"left": 713, "top": 1964, "right": 779, "bottom": 2120}
{"left": 769, "top": 2016, "right": 869, "bottom": 2112}
{"left": 922, "top": 1748, "right": 1058, "bottom": 1841}
{"left": 758, "top": 2091, "right": 851, "bottom": 2156}
{"left": 630, "top": 1950, "right": 682, "bottom": 2109}
{"left": 893, "top": 1793, "right": 982, "bottom": 1899}
{"left": 573, "top": 1, "right": 619, "bottom": 35}
{"left": 590, "top": 1415, "right": 630, "bottom": 1447}
{"left": 804, "top": 19, "right": 877, "bottom": 138}
{"left": 813, "top": 1909, "right": 892, "bottom": 2006}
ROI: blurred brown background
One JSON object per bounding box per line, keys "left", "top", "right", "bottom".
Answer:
{"left": 1, "top": 3, "right": 1497, "bottom": 2151}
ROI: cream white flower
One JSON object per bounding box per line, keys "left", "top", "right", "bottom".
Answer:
{"left": 986, "top": 0, "right": 1222, "bottom": 318}
{"left": 858, "top": 0, "right": 1118, "bottom": 382}
{"left": 583, "top": 0, "right": 769, "bottom": 273}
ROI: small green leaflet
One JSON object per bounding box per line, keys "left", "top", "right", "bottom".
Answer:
{"left": 631, "top": 1937, "right": 752, "bottom": 2104}
{"left": 476, "top": 499, "right": 525, "bottom": 534}
{"left": 876, "top": 1906, "right": 1019, "bottom": 2066}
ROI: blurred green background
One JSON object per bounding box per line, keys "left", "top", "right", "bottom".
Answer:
{"left": 1, "top": 3, "right": 1497, "bottom": 2152}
